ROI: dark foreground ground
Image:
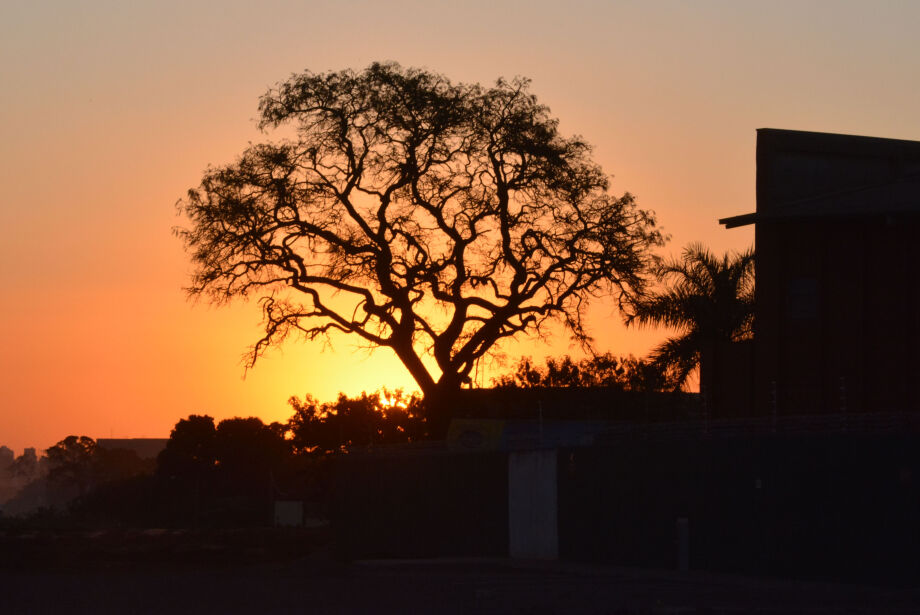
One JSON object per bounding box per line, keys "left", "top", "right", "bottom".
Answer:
{"left": 1, "top": 528, "right": 918, "bottom": 614}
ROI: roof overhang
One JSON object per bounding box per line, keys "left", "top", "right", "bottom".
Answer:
{"left": 719, "top": 212, "right": 757, "bottom": 228}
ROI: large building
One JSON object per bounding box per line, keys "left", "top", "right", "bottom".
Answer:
{"left": 720, "top": 128, "right": 920, "bottom": 416}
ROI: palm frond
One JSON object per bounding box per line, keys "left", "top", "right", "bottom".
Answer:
{"left": 627, "top": 243, "right": 754, "bottom": 390}
{"left": 648, "top": 333, "right": 700, "bottom": 391}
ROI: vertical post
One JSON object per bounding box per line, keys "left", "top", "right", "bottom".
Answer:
{"left": 269, "top": 470, "right": 275, "bottom": 526}
{"left": 839, "top": 376, "right": 847, "bottom": 431}
{"left": 677, "top": 517, "right": 690, "bottom": 571}
{"left": 770, "top": 380, "right": 778, "bottom": 433}
{"left": 538, "top": 400, "right": 544, "bottom": 447}
{"left": 701, "top": 383, "right": 710, "bottom": 436}
{"left": 194, "top": 472, "right": 200, "bottom": 529}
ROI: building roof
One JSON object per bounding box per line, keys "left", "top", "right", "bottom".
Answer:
{"left": 720, "top": 129, "right": 920, "bottom": 228}
{"left": 96, "top": 438, "right": 169, "bottom": 460}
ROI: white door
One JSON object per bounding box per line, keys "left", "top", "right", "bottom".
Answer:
{"left": 508, "top": 449, "right": 558, "bottom": 559}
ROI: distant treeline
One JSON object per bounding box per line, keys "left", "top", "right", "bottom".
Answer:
{"left": 0, "top": 388, "right": 423, "bottom": 526}
{"left": 0, "top": 354, "right": 671, "bottom": 527}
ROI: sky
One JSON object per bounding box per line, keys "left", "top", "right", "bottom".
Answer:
{"left": 2, "top": 0, "right": 919, "bottom": 453}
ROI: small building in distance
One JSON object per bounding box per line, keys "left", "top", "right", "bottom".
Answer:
{"left": 96, "top": 438, "right": 169, "bottom": 460}
{"left": 720, "top": 128, "right": 920, "bottom": 416}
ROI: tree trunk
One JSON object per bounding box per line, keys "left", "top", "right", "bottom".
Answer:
{"left": 423, "top": 378, "right": 463, "bottom": 439}
{"left": 389, "top": 342, "right": 460, "bottom": 439}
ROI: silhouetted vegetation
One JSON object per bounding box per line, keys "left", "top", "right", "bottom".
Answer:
{"left": 3, "top": 373, "right": 700, "bottom": 526}
{"left": 149, "top": 415, "right": 299, "bottom": 526}
{"left": 177, "top": 62, "right": 664, "bottom": 433}
{"left": 156, "top": 415, "right": 217, "bottom": 479}
{"left": 287, "top": 389, "right": 426, "bottom": 454}
{"left": 626, "top": 243, "right": 754, "bottom": 389}
{"left": 5, "top": 382, "right": 920, "bottom": 588}
{"left": 493, "top": 353, "right": 672, "bottom": 392}
{"left": 46, "top": 435, "right": 98, "bottom": 498}
{"left": 1, "top": 390, "right": 435, "bottom": 528}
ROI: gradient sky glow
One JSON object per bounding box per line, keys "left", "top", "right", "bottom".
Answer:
{"left": 2, "top": 0, "right": 919, "bottom": 453}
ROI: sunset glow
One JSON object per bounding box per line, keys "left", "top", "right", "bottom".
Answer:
{"left": 3, "top": 0, "right": 919, "bottom": 453}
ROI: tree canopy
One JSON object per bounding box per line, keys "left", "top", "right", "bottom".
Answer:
{"left": 157, "top": 415, "right": 290, "bottom": 483}
{"left": 493, "top": 353, "right": 670, "bottom": 392}
{"left": 46, "top": 435, "right": 97, "bottom": 496}
{"left": 178, "top": 63, "right": 663, "bottom": 421}
{"left": 287, "top": 389, "right": 425, "bottom": 454}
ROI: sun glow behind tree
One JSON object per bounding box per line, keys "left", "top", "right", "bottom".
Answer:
{"left": 177, "top": 63, "right": 664, "bottom": 430}
{"left": 13, "top": 0, "right": 920, "bottom": 450}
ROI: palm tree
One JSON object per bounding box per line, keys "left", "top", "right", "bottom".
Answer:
{"left": 626, "top": 243, "right": 754, "bottom": 391}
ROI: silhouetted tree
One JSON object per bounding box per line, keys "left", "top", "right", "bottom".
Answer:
{"left": 156, "top": 415, "right": 297, "bottom": 526}
{"left": 177, "top": 62, "right": 664, "bottom": 432}
{"left": 157, "top": 415, "right": 217, "bottom": 479}
{"left": 287, "top": 389, "right": 425, "bottom": 454}
{"left": 213, "top": 417, "right": 291, "bottom": 486}
{"left": 626, "top": 243, "right": 754, "bottom": 390}
{"left": 494, "top": 353, "right": 670, "bottom": 392}
{"left": 46, "top": 435, "right": 97, "bottom": 496}
{"left": 40, "top": 436, "right": 151, "bottom": 505}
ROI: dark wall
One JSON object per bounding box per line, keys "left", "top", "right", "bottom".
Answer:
{"left": 753, "top": 130, "right": 920, "bottom": 415}
{"left": 755, "top": 218, "right": 920, "bottom": 415}
{"left": 452, "top": 388, "right": 702, "bottom": 422}
{"left": 704, "top": 340, "right": 755, "bottom": 419}
{"left": 330, "top": 429, "right": 920, "bottom": 585}
{"left": 558, "top": 433, "right": 920, "bottom": 584}
{"left": 331, "top": 450, "right": 507, "bottom": 559}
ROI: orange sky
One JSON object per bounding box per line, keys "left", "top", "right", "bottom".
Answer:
{"left": 2, "top": 1, "right": 919, "bottom": 453}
